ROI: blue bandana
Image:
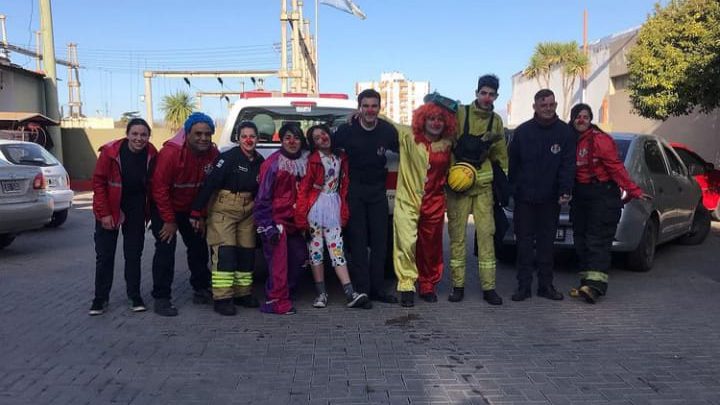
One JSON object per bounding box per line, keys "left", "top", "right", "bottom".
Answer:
{"left": 184, "top": 112, "right": 215, "bottom": 134}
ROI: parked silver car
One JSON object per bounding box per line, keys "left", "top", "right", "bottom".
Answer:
{"left": 0, "top": 140, "right": 73, "bottom": 227}
{"left": 501, "top": 133, "right": 711, "bottom": 271}
{"left": 0, "top": 160, "right": 54, "bottom": 249}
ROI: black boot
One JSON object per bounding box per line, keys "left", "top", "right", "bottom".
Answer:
{"left": 448, "top": 287, "right": 465, "bottom": 302}
{"left": 483, "top": 289, "right": 503, "bottom": 305}
{"left": 537, "top": 285, "right": 564, "bottom": 301}
{"left": 419, "top": 292, "right": 437, "bottom": 302}
{"left": 400, "top": 291, "right": 414, "bottom": 307}
{"left": 214, "top": 298, "right": 237, "bottom": 316}
{"left": 234, "top": 295, "right": 260, "bottom": 308}
{"left": 511, "top": 287, "right": 531, "bottom": 301}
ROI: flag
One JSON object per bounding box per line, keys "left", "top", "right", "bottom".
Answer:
{"left": 320, "top": 0, "right": 367, "bottom": 20}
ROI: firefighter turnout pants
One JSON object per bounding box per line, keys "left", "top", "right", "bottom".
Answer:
{"left": 570, "top": 181, "right": 622, "bottom": 295}
{"left": 205, "top": 190, "right": 257, "bottom": 301}
{"left": 447, "top": 187, "right": 496, "bottom": 291}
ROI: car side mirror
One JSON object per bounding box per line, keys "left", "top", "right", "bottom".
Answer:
{"left": 688, "top": 163, "right": 705, "bottom": 176}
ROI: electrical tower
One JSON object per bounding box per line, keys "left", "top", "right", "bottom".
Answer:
{"left": 66, "top": 43, "right": 83, "bottom": 118}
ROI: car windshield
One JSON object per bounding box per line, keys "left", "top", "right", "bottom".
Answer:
{"left": 0, "top": 143, "right": 59, "bottom": 167}
{"left": 615, "top": 139, "right": 631, "bottom": 162}
{"left": 233, "top": 106, "right": 354, "bottom": 143}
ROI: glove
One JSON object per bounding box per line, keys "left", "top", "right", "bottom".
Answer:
{"left": 264, "top": 224, "right": 284, "bottom": 245}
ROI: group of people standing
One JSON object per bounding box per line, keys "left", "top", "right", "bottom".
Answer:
{"left": 89, "top": 73, "right": 649, "bottom": 317}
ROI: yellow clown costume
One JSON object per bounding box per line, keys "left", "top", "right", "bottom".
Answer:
{"left": 447, "top": 102, "right": 508, "bottom": 295}
{"left": 393, "top": 101, "right": 455, "bottom": 297}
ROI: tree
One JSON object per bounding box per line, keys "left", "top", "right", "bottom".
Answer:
{"left": 119, "top": 111, "right": 140, "bottom": 125}
{"left": 160, "top": 91, "right": 197, "bottom": 131}
{"left": 524, "top": 41, "right": 589, "bottom": 118}
{"left": 627, "top": 0, "right": 720, "bottom": 120}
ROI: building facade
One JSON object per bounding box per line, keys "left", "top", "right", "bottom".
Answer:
{"left": 508, "top": 28, "right": 719, "bottom": 164}
{"left": 356, "top": 72, "right": 429, "bottom": 126}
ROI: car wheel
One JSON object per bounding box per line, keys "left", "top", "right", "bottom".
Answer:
{"left": 626, "top": 217, "right": 658, "bottom": 272}
{"left": 678, "top": 204, "right": 711, "bottom": 245}
{"left": 0, "top": 234, "right": 16, "bottom": 249}
{"left": 46, "top": 209, "right": 69, "bottom": 228}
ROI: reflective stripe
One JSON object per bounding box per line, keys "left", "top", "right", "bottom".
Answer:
{"left": 478, "top": 259, "right": 495, "bottom": 270}
{"left": 580, "top": 270, "right": 609, "bottom": 283}
{"left": 234, "top": 271, "right": 253, "bottom": 287}
{"left": 173, "top": 182, "right": 202, "bottom": 188}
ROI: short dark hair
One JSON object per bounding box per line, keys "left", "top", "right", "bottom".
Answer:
{"left": 306, "top": 124, "right": 333, "bottom": 152}
{"left": 534, "top": 89, "right": 555, "bottom": 101}
{"left": 125, "top": 118, "right": 151, "bottom": 135}
{"left": 357, "top": 88, "right": 381, "bottom": 107}
{"left": 235, "top": 120, "right": 258, "bottom": 135}
{"left": 278, "top": 122, "right": 308, "bottom": 150}
{"left": 477, "top": 74, "right": 500, "bottom": 92}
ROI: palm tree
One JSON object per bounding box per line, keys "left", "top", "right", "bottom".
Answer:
{"left": 160, "top": 91, "right": 197, "bottom": 131}
{"left": 524, "top": 41, "right": 589, "bottom": 118}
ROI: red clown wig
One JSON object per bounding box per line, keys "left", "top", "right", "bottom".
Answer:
{"left": 411, "top": 103, "right": 457, "bottom": 140}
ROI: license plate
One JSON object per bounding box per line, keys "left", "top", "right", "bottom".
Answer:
{"left": 1, "top": 180, "right": 21, "bottom": 193}
{"left": 555, "top": 228, "right": 565, "bottom": 241}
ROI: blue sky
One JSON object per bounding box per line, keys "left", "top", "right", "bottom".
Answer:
{"left": 2, "top": 0, "right": 662, "bottom": 122}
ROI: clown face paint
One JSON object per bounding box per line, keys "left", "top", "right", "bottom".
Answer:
{"left": 311, "top": 128, "right": 332, "bottom": 153}
{"left": 238, "top": 127, "right": 258, "bottom": 157}
{"left": 573, "top": 109, "right": 592, "bottom": 133}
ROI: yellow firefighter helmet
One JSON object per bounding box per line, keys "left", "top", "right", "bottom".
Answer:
{"left": 447, "top": 162, "right": 476, "bottom": 193}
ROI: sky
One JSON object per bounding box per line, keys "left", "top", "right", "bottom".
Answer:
{"left": 2, "top": 0, "right": 663, "bottom": 123}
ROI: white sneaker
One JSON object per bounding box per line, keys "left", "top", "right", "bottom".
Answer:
{"left": 313, "top": 293, "right": 328, "bottom": 308}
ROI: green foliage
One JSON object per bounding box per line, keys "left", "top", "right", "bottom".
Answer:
{"left": 119, "top": 111, "right": 140, "bottom": 124}
{"left": 627, "top": 0, "right": 720, "bottom": 120}
{"left": 524, "top": 41, "right": 589, "bottom": 118}
{"left": 160, "top": 91, "right": 197, "bottom": 131}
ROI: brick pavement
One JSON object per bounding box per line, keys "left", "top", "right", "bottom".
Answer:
{"left": 1, "top": 193, "right": 719, "bottom": 404}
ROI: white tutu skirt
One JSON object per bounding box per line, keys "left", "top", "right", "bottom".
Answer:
{"left": 308, "top": 192, "right": 341, "bottom": 229}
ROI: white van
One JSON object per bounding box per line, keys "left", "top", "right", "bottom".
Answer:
{"left": 217, "top": 91, "right": 399, "bottom": 211}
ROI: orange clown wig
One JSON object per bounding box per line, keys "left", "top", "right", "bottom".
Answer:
{"left": 411, "top": 102, "right": 457, "bottom": 140}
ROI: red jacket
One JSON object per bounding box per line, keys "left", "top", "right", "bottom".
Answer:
{"left": 151, "top": 131, "right": 219, "bottom": 223}
{"left": 576, "top": 127, "right": 643, "bottom": 198}
{"left": 92, "top": 138, "right": 157, "bottom": 226}
{"left": 294, "top": 150, "right": 350, "bottom": 230}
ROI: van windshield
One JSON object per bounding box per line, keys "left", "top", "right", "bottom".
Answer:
{"left": 233, "top": 106, "right": 355, "bottom": 143}
{"left": 0, "top": 143, "right": 59, "bottom": 167}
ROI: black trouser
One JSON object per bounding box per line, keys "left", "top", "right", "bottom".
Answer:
{"left": 345, "top": 182, "right": 389, "bottom": 296}
{"left": 570, "top": 182, "right": 622, "bottom": 295}
{"left": 93, "top": 199, "right": 146, "bottom": 301}
{"left": 514, "top": 200, "right": 561, "bottom": 290}
{"left": 150, "top": 207, "right": 210, "bottom": 300}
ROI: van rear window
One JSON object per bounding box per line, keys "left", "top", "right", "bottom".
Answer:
{"left": 232, "top": 106, "right": 354, "bottom": 143}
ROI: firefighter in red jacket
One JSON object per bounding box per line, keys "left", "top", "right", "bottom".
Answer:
{"left": 89, "top": 118, "right": 157, "bottom": 316}
{"left": 569, "top": 103, "right": 651, "bottom": 304}
{"left": 150, "top": 112, "right": 220, "bottom": 316}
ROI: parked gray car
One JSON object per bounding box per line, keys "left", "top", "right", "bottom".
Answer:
{"left": 501, "top": 132, "right": 711, "bottom": 271}
{"left": 0, "top": 160, "right": 54, "bottom": 249}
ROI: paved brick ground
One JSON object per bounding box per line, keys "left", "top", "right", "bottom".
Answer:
{"left": 1, "top": 193, "right": 719, "bottom": 404}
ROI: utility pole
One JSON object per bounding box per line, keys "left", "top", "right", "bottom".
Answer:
{"left": 582, "top": 9, "right": 588, "bottom": 103}
{"left": 0, "top": 15, "right": 9, "bottom": 60}
{"left": 39, "top": 0, "right": 63, "bottom": 162}
{"left": 35, "top": 31, "right": 42, "bottom": 71}
{"left": 67, "top": 43, "right": 83, "bottom": 118}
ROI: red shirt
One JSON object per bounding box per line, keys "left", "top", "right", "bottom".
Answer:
{"left": 575, "top": 127, "right": 643, "bottom": 198}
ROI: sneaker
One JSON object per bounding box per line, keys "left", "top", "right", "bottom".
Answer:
{"left": 214, "top": 298, "right": 237, "bottom": 316}
{"left": 483, "top": 289, "right": 503, "bottom": 306}
{"left": 192, "top": 288, "right": 213, "bottom": 305}
{"left": 511, "top": 287, "right": 531, "bottom": 302}
{"left": 448, "top": 287, "right": 465, "bottom": 303}
{"left": 400, "top": 291, "right": 414, "bottom": 308}
{"left": 129, "top": 297, "right": 147, "bottom": 312}
{"left": 154, "top": 298, "right": 178, "bottom": 317}
{"left": 313, "top": 293, "right": 328, "bottom": 308}
{"left": 362, "top": 300, "right": 373, "bottom": 310}
{"left": 537, "top": 285, "right": 564, "bottom": 301}
{"left": 419, "top": 292, "right": 438, "bottom": 303}
{"left": 346, "top": 292, "right": 369, "bottom": 308}
{"left": 282, "top": 307, "right": 297, "bottom": 315}
{"left": 578, "top": 285, "right": 598, "bottom": 304}
{"left": 88, "top": 299, "right": 107, "bottom": 316}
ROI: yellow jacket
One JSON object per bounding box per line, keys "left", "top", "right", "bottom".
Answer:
{"left": 453, "top": 103, "right": 508, "bottom": 195}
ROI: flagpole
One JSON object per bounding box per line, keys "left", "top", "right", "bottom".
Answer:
{"left": 315, "top": 0, "right": 319, "bottom": 93}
